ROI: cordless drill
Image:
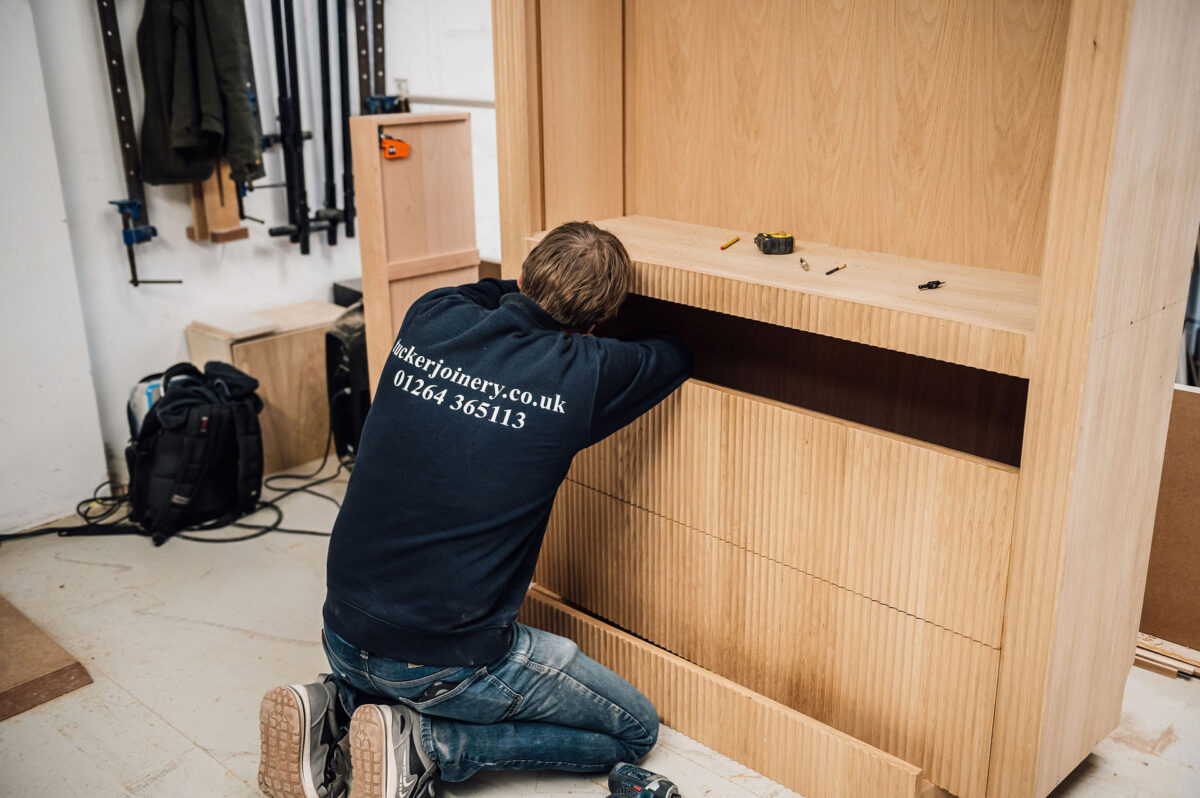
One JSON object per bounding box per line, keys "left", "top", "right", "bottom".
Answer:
{"left": 607, "top": 762, "right": 682, "bottom": 797}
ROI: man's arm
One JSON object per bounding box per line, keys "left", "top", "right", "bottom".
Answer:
{"left": 589, "top": 332, "right": 694, "bottom": 444}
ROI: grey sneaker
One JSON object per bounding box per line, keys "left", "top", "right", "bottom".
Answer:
{"left": 348, "top": 703, "right": 438, "bottom": 798}
{"left": 259, "top": 676, "right": 349, "bottom": 798}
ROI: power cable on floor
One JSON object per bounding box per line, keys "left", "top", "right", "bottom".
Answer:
{"left": 0, "top": 424, "right": 352, "bottom": 547}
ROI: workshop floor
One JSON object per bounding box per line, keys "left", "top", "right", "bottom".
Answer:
{"left": 0, "top": 467, "right": 1196, "bottom": 798}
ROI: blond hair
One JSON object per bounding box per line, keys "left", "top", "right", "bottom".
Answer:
{"left": 520, "top": 221, "right": 632, "bottom": 332}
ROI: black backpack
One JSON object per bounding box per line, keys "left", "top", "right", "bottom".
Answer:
{"left": 124, "top": 362, "right": 264, "bottom": 545}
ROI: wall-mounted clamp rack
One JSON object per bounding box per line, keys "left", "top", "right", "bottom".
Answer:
{"left": 95, "top": 0, "right": 179, "bottom": 286}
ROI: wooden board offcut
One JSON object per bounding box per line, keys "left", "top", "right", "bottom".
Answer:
{"left": 529, "top": 216, "right": 1038, "bottom": 376}
{"left": 0, "top": 596, "right": 91, "bottom": 721}
{"left": 517, "top": 586, "right": 923, "bottom": 798}
{"left": 1140, "top": 385, "right": 1200, "bottom": 651}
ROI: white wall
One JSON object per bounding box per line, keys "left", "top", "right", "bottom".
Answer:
{"left": 0, "top": 0, "right": 108, "bottom": 533}
{"left": 27, "top": 1, "right": 498, "bottom": 478}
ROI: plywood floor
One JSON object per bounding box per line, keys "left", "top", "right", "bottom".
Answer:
{"left": 0, "top": 465, "right": 1194, "bottom": 797}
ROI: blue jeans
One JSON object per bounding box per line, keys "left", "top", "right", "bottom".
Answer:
{"left": 322, "top": 623, "right": 659, "bottom": 782}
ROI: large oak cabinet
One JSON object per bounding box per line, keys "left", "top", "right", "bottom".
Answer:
{"left": 493, "top": 2, "right": 1200, "bottom": 796}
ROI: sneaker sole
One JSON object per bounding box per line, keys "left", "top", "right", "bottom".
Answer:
{"left": 351, "top": 705, "right": 407, "bottom": 798}
{"left": 258, "top": 685, "right": 320, "bottom": 798}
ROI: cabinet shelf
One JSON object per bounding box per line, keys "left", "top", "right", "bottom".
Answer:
{"left": 530, "top": 216, "right": 1039, "bottom": 377}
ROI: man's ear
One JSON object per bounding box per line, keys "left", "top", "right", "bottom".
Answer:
{"left": 516, "top": 275, "right": 522, "bottom": 290}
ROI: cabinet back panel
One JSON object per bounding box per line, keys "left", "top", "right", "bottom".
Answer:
{"left": 614, "top": 295, "right": 1027, "bottom": 465}
{"left": 625, "top": 0, "right": 1070, "bottom": 275}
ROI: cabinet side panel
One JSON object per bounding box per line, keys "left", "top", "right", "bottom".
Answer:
{"left": 538, "top": 0, "right": 623, "bottom": 227}
{"left": 233, "top": 329, "right": 331, "bottom": 475}
{"left": 990, "top": 1, "right": 1200, "bottom": 795}
{"left": 1034, "top": 0, "right": 1200, "bottom": 791}
{"left": 351, "top": 115, "right": 393, "bottom": 394}
{"left": 492, "top": 0, "right": 543, "bottom": 278}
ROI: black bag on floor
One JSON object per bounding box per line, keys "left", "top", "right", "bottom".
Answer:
{"left": 124, "top": 362, "right": 264, "bottom": 545}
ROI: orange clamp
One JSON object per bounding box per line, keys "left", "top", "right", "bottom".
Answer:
{"left": 380, "top": 137, "right": 411, "bottom": 159}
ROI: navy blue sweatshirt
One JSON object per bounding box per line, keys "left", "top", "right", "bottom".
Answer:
{"left": 324, "top": 279, "right": 693, "bottom": 666}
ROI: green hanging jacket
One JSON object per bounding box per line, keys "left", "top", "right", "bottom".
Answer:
{"left": 137, "top": 0, "right": 265, "bottom": 185}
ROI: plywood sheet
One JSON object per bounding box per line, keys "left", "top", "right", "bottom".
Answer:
{"left": 537, "top": 481, "right": 998, "bottom": 798}
{"left": 0, "top": 596, "right": 92, "bottom": 721}
{"left": 570, "top": 380, "right": 1017, "bottom": 645}
{"left": 517, "top": 586, "right": 923, "bottom": 798}
{"left": 530, "top": 216, "right": 1038, "bottom": 376}
{"left": 624, "top": 0, "right": 1070, "bottom": 276}
{"left": 232, "top": 328, "right": 332, "bottom": 475}
{"left": 1140, "top": 386, "right": 1200, "bottom": 651}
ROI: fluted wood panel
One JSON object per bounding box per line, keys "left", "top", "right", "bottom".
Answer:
{"left": 536, "top": 482, "right": 997, "bottom": 798}
{"left": 625, "top": 0, "right": 1070, "bottom": 276}
{"left": 570, "top": 380, "right": 1018, "bottom": 645}
{"left": 530, "top": 216, "right": 1037, "bottom": 376}
{"left": 517, "top": 586, "right": 924, "bottom": 798}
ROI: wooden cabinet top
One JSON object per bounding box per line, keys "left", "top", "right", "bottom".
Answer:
{"left": 529, "top": 215, "right": 1038, "bottom": 377}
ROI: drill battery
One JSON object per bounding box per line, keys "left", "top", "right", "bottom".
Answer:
{"left": 607, "top": 762, "right": 681, "bottom": 797}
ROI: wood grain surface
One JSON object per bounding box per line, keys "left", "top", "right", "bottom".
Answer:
{"left": 568, "top": 380, "right": 1017, "bottom": 645}
{"left": 536, "top": 482, "right": 998, "bottom": 798}
{"left": 990, "top": 2, "right": 1200, "bottom": 795}
{"left": 351, "top": 113, "right": 478, "bottom": 391}
{"left": 1140, "top": 386, "right": 1200, "bottom": 651}
{"left": 624, "top": 0, "right": 1070, "bottom": 276}
{"left": 539, "top": 0, "right": 624, "bottom": 229}
{"left": 518, "top": 585, "right": 924, "bottom": 798}
{"left": 531, "top": 216, "right": 1039, "bottom": 376}
{"left": 492, "top": 0, "right": 543, "bottom": 278}
{"left": 233, "top": 328, "right": 332, "bottom": 475}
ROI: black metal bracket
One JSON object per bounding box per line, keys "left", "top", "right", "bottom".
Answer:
{"left": 96, "top": 0, "right": 178, "bottom": 286}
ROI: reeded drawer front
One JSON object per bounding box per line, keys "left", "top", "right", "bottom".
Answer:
{"left": 569, "top": 379, "right": 1018, "bottom": 646}
{"left": 537, "top": 481, "right": 998, "bottom": 798}
{"left": 518, "top": 586, "right": 925, "bottom": 798}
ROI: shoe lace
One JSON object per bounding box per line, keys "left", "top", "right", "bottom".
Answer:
{"left": 325, "top": 743, "right": 348, "bottom": 786}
